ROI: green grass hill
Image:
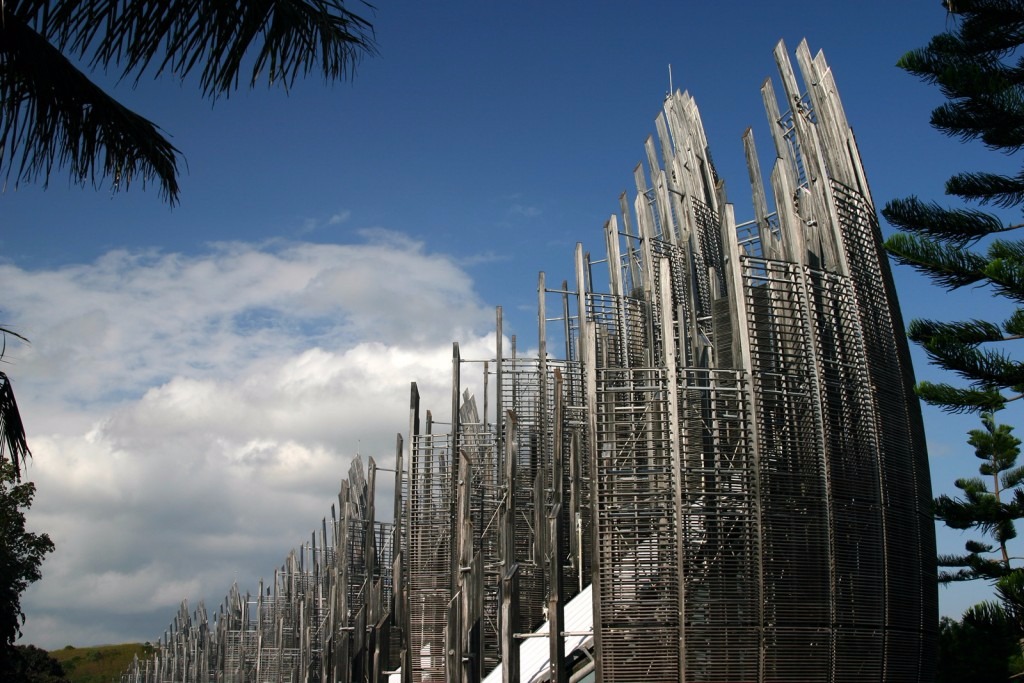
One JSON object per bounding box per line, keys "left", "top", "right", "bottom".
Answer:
{"left": 49, "top": 643, "right": 153, "bottom": 683}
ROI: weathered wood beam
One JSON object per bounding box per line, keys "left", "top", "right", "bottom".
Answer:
{"left": 499, "top": 410, "right": 520, "bottom": 683}
{"left": 547, "top": 368, "right": 567, "bottom": 683}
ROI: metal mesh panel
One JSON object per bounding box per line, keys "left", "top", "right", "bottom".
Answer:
{"left": 650, "top": 239, "right": 694, "bottom": 367}
{"left": 593, "top": 366, "right": 680, "bottom": 681}
{"left": 547, "top": 359, "right": 593, "bottom": 589}
{"left": 587, "top": 293, "right": 649, "bottom": 370}
{"left": 374, "top": 521, "right": 395, "bottom": 615}
{"left": 692, "top": 197, "right": 727, "bottom": 302}
{"left": 407, "top": 432, "right": 453, "bottom": 681}
{"left": 805, "top": 268, "right": 886, "bottom": 642}
{"left": 345, "top": 518, "right": 369, "bottom": 625}
{"left": 498, "top": 356, "right": 589, "bottom": 635}
{"left": 831, "top": 180, "right": 937, "bottom": 675}
{"left": 459, "top": 391, "right": 503, "bottom": 672}
{"left": 678, "top": 369, "right": 758, "bottom": 683}
{"left": 499, "top": 357, "right": 547, "bottom": 632}
{"left": 553, "top": 359, "right": 590, "bottom": 597}
{"left": 743, "top": 259, "right": 833, "bottom": 672}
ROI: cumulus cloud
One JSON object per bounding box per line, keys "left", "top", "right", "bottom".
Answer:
{"left": 6, "top": 232, "right": 500, "bottom": 648}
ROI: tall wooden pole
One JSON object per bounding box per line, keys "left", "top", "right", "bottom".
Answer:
{"left": 403, "top": 384, "right": 420, "bottom": 683}
{"left": 576, "top": 242, "right": 603, "bottom": 682}
{"left": 500, "top": 411, "right": 520, "bottom": 683}
{"left": 548, "top": 369, "right": 567, "bottom": 683}
{"left": 448, "top": 343, "right": 463, "bottom": 683}
{"left": 457, "top": 448, "right": 481, "bottom": 683}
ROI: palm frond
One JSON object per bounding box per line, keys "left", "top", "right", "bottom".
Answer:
{"left": 2, "top": 0, "right": 375, "bottom": 203}
{"left": 962, "top": 600, "right": 1011, "bottom": 629}
{"left": 38, "top": 0, "right": 377, "bottom": 98}
{"left": 0, "top": 372, "right": 30, "bottom": 482}
{"left": 0, "top": 8, "right": 181, "bottom": 202}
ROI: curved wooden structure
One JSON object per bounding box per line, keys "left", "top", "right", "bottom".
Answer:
{"left": 121, "top": 39, "right": 936, "bottom": 683}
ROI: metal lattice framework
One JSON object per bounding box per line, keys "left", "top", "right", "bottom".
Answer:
{"left": 122, "top": 39, "right": 936, "bottom": 683}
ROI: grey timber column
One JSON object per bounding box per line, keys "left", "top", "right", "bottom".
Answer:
{"left": 456, "top": 448, "right": 480, "bottom": 683}
{"left": 547, "top": 368, "right": 567, "bottom": 683}
{"left": 448, "top": 343, "right": 462, "bottom": 683}
{"left": 365, "top": 458, "right": 378, "bottom": 682}
{"left": 575, "top": 243, "right": 602, "bottom": 683}
{"left": 392, "top": 432, "right": 405, "bottom": 679}
{"left": 403, "top": 384, "right": 419, "bottom": 683}
{"left": 495, "top": 308, "right": 504, "bottom": 487}
{"left": 499, "top": 411, "right": 519, "bottom": 683}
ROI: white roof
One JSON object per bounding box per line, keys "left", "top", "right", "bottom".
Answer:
{"left": 481, "top": 583, "right": 593, "bottom": 683}
{"left": 388, "top": 583, "right": 593, "bottom": 683}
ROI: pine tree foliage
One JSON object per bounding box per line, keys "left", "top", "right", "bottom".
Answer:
{"left": 0, "top": 0, "right": 376, "bottom": 204}
{"left": 935, "top": 413, "right": 1024, "bottom": 582}
{"left": 883, "top": 0, "right": 1024, "bottom": 412}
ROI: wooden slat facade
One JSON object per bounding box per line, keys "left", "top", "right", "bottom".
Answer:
{"left": 122, "top": 40, "right": 936, "bottom": 683}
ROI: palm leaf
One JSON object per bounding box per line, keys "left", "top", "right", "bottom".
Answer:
{"left": 31, "top": 0, "right": 377, "bottom": 98}
{"left": 0, "top": 9, "right": 181, "bottom": 201}
{"left": 0, "top": 372, "right": 30, "bottom": 482}
{"left": 3, "top": 0, "right": 375, "bottom": 203}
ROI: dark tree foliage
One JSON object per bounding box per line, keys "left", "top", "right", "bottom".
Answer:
{"left": 883, "top": 0, "right": 1024, "bottom": 413}
{"left": 0, "top": 329, "right": 32, "bottom": 483}
{"left": 0, "top": 461, "right": 54, "bottom": 659}
{"left": 0, "top": 644, "right": 70, "bottom": 683}
{"left": 937, "top": 603, "right": 1022, "bottom": 683}
{"left": 936, "top": 413, "right": 1024, "bottom": 582}
{"left": 884, "top": 1, "right": 1024, "bottom": 659}
{"left": 0, "top": 0, "right": 377, "bottom": 204}
{"left": 0, "top": 372, "right": 31, "bottom": 484}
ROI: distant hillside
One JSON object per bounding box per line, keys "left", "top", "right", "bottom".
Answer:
{"left": 49, "top": 643, "right": 153, "bottom": 683}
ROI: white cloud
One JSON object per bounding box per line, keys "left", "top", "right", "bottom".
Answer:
{"left": 298, "top": 209, "right": 352, "bottom": 234}
{"left": 328, "top": 209, "right": 352, "bottom": 225}
{"left": 509, "top": 203, "right": 542, "bottom": 218}
{"left": 6, "top": 233, "right": 498, "bottom": 649}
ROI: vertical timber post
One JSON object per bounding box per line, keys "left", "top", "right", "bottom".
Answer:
{"left": 457, "top": 448, "right": 480, "bottom": 683}
{"left": 448, "top": 343, "right": 463, "bottom": 683}
{"left": 365, "top": 457, "right": 378, "bottom": 682}
{"left": 495, "top": 307, "right": 504, "bottom": 486}
{"left": 537, "top": 269, "right": 548, "bottom": 567}
{"left": 403, "top": 384, "right": 420, "bottom": 683}
{"left": 338, "top": 482, "right": 352, "bottom": 683}
{"left": 392, "top": 433, "right": 405, "bottom": 683}
{"left": 576, "top": 242, "right": 602, "bottom": 682}
{"left": 500, "top": 410, "right": 520, "bottom": 683}
{"left": 548, "top": 368, "right": 567, "bottom": 683}
{"left": 658, "top": 257, "right": 685, "bottom": 678}
{"left": 562, "top": 279, "right": 584, "bottom": 590}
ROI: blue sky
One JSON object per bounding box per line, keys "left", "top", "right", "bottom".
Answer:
{"left": 3, "top": 0, "right": 1016, "bottom": 648}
